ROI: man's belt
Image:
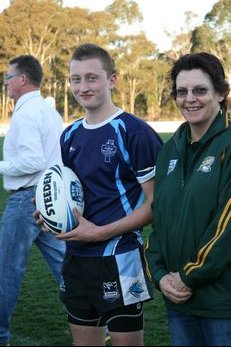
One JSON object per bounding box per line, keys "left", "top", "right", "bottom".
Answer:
{"left": 10, "top": 186, "right": 35, "bottom": 194}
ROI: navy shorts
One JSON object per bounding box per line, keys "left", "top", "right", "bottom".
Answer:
{"left": 60, "top": 247, "right": 153, "bottom": 331}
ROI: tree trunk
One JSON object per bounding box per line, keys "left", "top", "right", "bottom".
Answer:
{"left": 63, "top": 79, "right": 69, "bottom": 123}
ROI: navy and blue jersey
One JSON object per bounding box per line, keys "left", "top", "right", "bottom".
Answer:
{"left": 60, "top": 109, "right": 163, "bottom": 256}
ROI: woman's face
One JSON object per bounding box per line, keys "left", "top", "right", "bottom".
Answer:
{"left": 175, "top": 69, "right": 224, "bottom": 127}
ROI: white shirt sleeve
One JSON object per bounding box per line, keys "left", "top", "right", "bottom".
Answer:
{"left": 0, "top": 161, "right": 11, "bottom": 175}
{"left": 1, "top": 110, "right": 46, "bottom": 177}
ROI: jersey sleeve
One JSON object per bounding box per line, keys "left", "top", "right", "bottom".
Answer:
{"left": 60, "top": 120, "right": 83, "bottom": 167}
{"left": 125, "top": 118, "right": 163, "bottom": 184}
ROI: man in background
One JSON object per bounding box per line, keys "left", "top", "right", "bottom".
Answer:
{"left": 0, "top": 55, "right": 65, "bottom": 346}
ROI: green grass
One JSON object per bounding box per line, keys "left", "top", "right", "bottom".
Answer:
{"left": 159, "top": 133, "right": 171, "bottom": 143}
{"left": 0, "top": 134, "right": 172, "bottom": 346}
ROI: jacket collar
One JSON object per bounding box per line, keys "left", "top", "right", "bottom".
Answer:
{"left": 174, "top": 109, "right": 230, "bottom": 148}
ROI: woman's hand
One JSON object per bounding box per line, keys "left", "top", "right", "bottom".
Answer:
{"left": 159, "top": 273, "right": 192, "bottom": 304}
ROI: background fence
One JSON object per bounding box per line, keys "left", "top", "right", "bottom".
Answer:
{"left": 0, "top": 121, "right": 183, "bottom": 136}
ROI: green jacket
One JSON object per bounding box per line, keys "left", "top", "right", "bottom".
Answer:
{"left": 146, "top": 110, "right": 231, "bottom": 317}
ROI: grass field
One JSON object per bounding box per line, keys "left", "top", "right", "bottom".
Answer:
{"left": 0, "top": 134, "right": 172, "bottom": 346}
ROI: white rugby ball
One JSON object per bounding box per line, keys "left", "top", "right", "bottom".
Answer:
{"left": 36, "top": 164, "right": 84, "bottom": 234}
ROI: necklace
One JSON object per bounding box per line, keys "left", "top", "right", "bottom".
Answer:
{"left": 190, "top": 138, "right": 195, "bottom": 145}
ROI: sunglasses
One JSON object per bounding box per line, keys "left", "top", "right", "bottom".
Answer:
{"left": 4, "top": 74, "right": 21, "bottom": 81}
{"left": 176, "top": 87, "right": 209, "bottom": 98}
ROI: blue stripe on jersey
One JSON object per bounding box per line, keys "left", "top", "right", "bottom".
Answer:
{"left": 104, "top": 165, "right": 144, "bottom": 256}
{"left": 115, "top": 165, "right": 133, "bottom": 215}
{"left": 133, "top": 192, "right": 145, "bottom": 245}
{"left": 64, "top": 119, "right": 82, "bottom": 142}
{"left": 103, "top": 236, "right": 121, "bottom": 256}
{"left": 111, "top": 119, "right": 130, "bottom": 165}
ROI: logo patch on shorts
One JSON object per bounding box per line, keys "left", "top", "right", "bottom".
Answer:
{"left": 103, "top": 281, "right": 120, "bottom": 303}
{"left": 129, "top": 280, "right": 144, "bottom": 298}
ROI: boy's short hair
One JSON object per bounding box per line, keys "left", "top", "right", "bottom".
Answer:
{"left": 71, "top": 43, "right": 116, "bottom": 77}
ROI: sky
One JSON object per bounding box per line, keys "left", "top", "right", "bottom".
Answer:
{"left": 0, "top": 0, "right": 217, "bottom": 51}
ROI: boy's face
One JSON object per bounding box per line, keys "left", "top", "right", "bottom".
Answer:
{"left": 69, "top": 58, "right": 116, "bottom": 113}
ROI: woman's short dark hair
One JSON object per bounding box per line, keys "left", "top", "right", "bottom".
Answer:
{"left": 170, "top": 52, "right": 230, "bottom": 111}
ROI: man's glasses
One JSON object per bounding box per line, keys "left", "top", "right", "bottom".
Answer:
{"left": 176, "top": 87, "right": 209, "bottom": 98}
{"left": 4, "top": 74, "right": 21, "bottom": 81}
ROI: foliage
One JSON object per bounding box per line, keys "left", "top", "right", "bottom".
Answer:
{"left": 0, "top": 0, "right": 230, "bottom": 121}
{"left": 114, "top": 33, "right": 158, "bottom": 114}
{"left": 191, "top": 0, "right": 231, "bottom": 81}
{"left": 106, "top": 0, "right": 143, "bottom": 25}
{"left": 1, "top": 0, "right": 62, "bottom": 64}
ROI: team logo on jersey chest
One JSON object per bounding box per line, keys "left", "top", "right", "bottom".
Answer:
{"left": 101, "top": 139, "right": 117, "bottom": 163}
{"left": 197, "top": 156, "right": 215, "bottom": 173}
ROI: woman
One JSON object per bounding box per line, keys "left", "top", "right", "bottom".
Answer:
{"left": 146, "top": 52, "right": 231, "bottom": 346}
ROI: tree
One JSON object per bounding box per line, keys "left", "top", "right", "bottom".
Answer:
{"left": 144, "top": 59, "right": 170, "bottom": 120}
{"left": 115, "top": 33, "right": 157, "bottom": 114}
{"left": 0, "top": 0, "right": 63, "bottom": 64}
{"left": 165, "top": 11, "right": 198, "bottom": 61}
{"left": 106, "top": 0, "right": 143, "bottom": 25}
{"left": 192, "top": 0, "right": 231, "bottom": 83}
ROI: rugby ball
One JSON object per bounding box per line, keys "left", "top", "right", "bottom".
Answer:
{"left": 35, "top": 164, "right": 84, "bottom": 234}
